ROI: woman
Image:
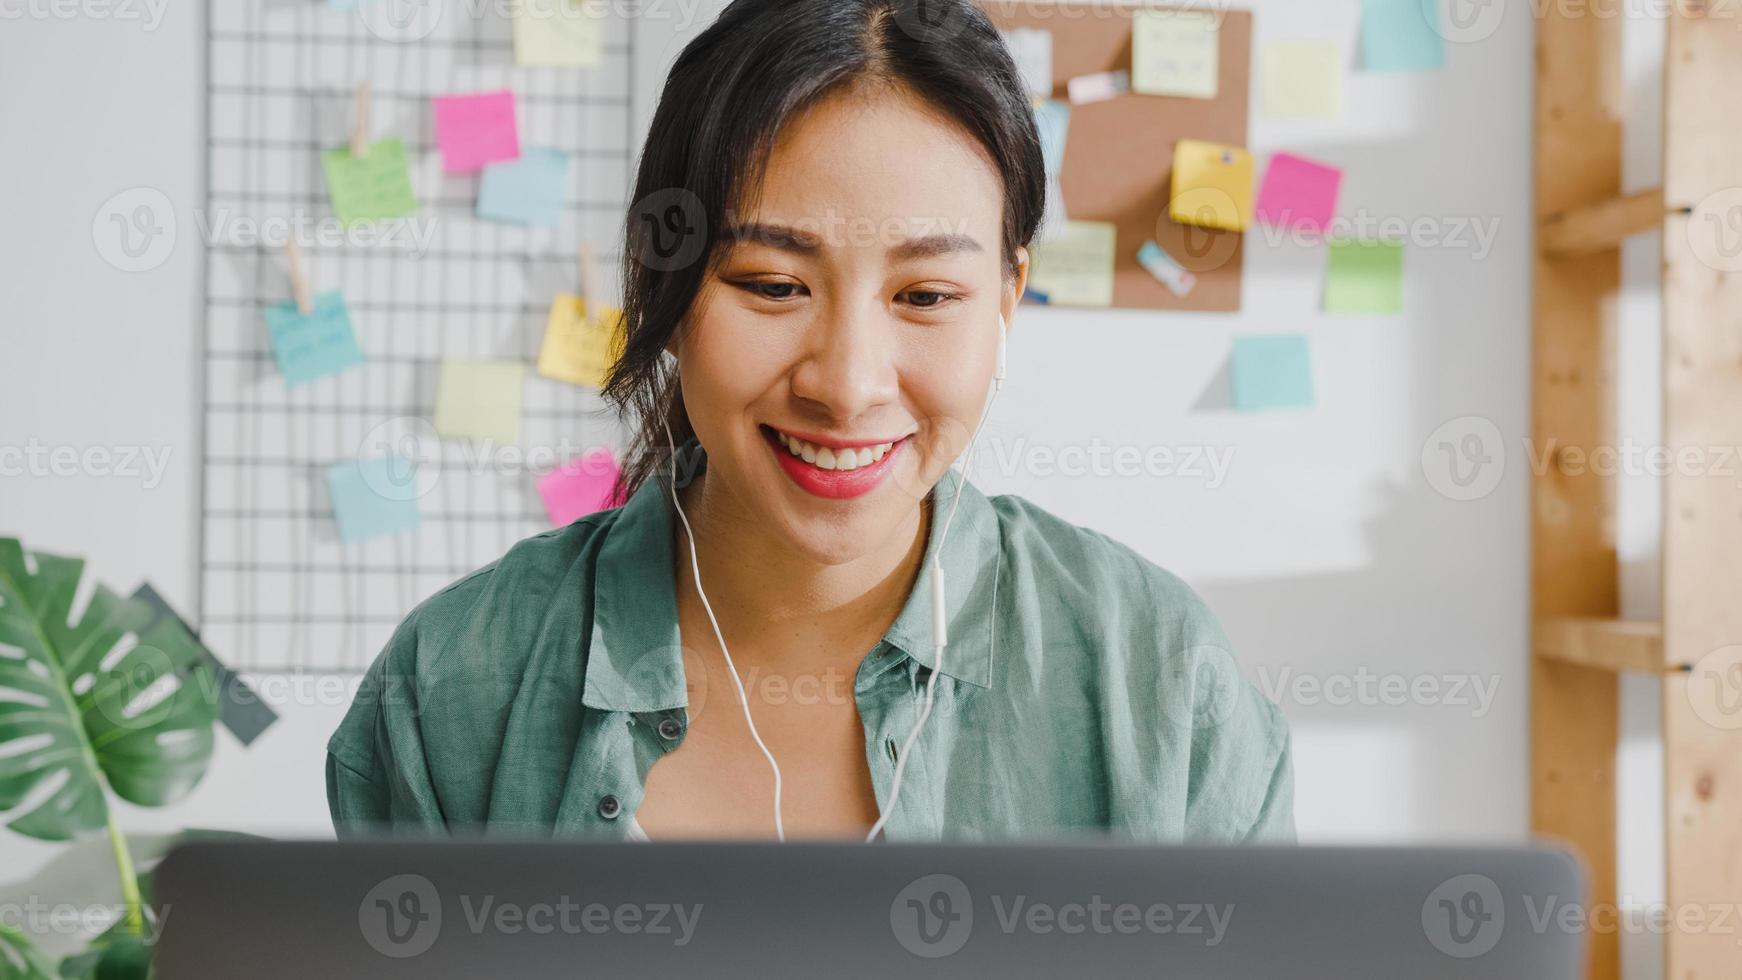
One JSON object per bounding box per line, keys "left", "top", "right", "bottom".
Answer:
{"left": 327, "top": 0, "right": 1293, "bottom": 843}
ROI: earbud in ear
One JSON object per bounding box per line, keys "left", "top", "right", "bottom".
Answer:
{"left": 994, "top": 313, "right": 1009, "bottom": 390}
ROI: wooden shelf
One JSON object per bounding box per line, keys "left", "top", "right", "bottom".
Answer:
{"left": 1538, "top": 188, "right": 1667, "bottom": 256}
{"left": 1534, "top": 617, "right": 1671, "bottom": 672}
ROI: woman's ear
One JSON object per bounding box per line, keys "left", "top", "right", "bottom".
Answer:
{"left": 1004, "top": 245, "right": 1030, "bottom": 329}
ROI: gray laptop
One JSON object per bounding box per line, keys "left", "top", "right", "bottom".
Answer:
{"left": 153, "top": 840, "right": 1585, "bottom": 978}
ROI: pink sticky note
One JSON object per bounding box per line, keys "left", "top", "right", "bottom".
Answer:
{"left": 537, "top": 450, "right": 622, "bottom": 526}
{"left": 434, "top": 90, "right": 521, "bottom": 173}
{"left": 1255, "top": 152, "right": 1343, "bottom": 234}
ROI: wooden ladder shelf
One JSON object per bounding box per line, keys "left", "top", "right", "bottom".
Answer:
{"left": 1532, "top": 3, "right": 1742, "bottom": 979}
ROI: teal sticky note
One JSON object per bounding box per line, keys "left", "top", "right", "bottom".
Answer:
{"left": 1360, "top": 0, "right": 1445, "bottom": 71}
{"left": 327, "top": 456, "right": 420, "bottom": 543}
{"left": 1231, "top": 335, "right": 1314, "bottom": 411}
{"left": 478, "top": 147, "right": 569, "bottom": 227}
{"left": 1326, "top": 238, "right": 1405, "bottom": 313}
{"left": 264, "top": 291, "right": 364, "bottom": 386}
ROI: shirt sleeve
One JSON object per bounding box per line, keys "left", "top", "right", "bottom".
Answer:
{"left": 1176, "top": 634, "right": 1298, "bottom": 844}
{"left": 324, "top": 615, "right": 446, "bottom": 836}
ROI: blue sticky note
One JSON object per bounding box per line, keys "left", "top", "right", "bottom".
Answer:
{"left": 1360, "top": 0, "right": 1444, "bottom": 71}
{"left": 264, "top": 291, "right": 364, "bottom": 386}
{"left": 1033, "top": 100, "right": 1071, "bottom": 177}
{"left": 1231, "top": 335, "right": 1314, "bottom": 411}
{"left": 477, "top": 147, "right": 569, "bottom": 227}
{"left": 327, "top": 456, "right": 420, "bottom": 544}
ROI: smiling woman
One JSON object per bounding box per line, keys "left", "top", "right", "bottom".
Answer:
{"left": 326, "top": 0, "right": 1293, "bottom": 845}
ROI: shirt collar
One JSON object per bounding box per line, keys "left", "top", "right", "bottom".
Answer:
{"left": 583, "top": 436, "right": 1001, "bottom": 712}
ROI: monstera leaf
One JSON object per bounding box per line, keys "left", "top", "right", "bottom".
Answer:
{"left": 0, "top": 923, "right": 57, "bottom": 980}
{"left": 0, "top": 539, "right": 218, "bottom": 842}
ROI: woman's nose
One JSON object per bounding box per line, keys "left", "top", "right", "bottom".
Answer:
{"left": 788, "top": 299, "right": 900, "bottom": 423}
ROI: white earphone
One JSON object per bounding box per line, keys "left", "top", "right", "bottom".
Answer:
{"left": 661, "top": 311, "right": 1008, "bottom": 842}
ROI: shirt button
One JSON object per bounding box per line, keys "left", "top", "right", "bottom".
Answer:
{"left": 598, "top": 794, "right": 621, "bottom": 819}
{"left": 657, "top": 717, "right": 684, "bottom": 740}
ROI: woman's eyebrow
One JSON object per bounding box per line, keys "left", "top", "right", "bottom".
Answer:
{"left": 723, "top": 222, "right": 983, "bottom": 260}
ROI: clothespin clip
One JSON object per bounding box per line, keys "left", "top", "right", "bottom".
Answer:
{"left": 578, "top": 241, "right": 599, "bottom": 332}
{"left": 284, "top": 238, "right": 314, "bottom": 316}
{"left": 350, "top": 80, "right": 372, "bottom": 158}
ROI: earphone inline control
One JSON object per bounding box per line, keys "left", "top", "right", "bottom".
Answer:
{"left": 662, "top": 311, "right": 1008, "bottom": 842}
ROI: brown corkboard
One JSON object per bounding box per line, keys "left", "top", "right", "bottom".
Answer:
{"left": 986, "top": 2, "right": 1252, "bottom": 312}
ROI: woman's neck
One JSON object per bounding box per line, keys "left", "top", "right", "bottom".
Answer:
{"left": 671, "top": 467, "right": 930, "bottom": 671}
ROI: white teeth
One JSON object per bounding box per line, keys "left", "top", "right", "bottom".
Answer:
{"left": 772, "top": 431, "right": 897, "bottom": 471}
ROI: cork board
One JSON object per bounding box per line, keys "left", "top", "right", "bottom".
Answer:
{"left": 987, "top": 2, "right": 1252, "bottom": 312}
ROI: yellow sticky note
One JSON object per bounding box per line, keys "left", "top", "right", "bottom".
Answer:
{"left": 434, "top": 360, "right": 525, "bottom": 444}
{"left": 1131, "top": 9, "right": 1219, "bottom": 99}
{"left": 1028, "top": 220, "right": 1116, "bottom": 308}
{"left": 1170, "top": 140, "right": 1254, "bottom": 232}
{"left": 1262, "top": 40, "right": 1344, "bottom": 120}
{"left": 537, "top": 295, "right": 625, "bottom": 389}
{"left": 513, "top": 0, "right": 604, "bottom": 68}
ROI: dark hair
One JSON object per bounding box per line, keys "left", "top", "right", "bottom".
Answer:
{"left": 603, "top": 0, "right": 1046, "bottom": 501}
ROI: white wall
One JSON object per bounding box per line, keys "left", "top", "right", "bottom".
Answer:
{"left": 0, "top": 6, "right": 1665, "bottom": 972}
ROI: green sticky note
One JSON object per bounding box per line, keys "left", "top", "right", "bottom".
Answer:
{"left": 513, "top": 0, "right": 604, "bottom": 67}
{"left": 1231, "top": 335, "right": 1314, "bottom": 411}
{"left": 1326, "top": 238, "right": 1405, "bottom": 313}
{"left": 1360, "top": 0, "right": 1445, "bottom": 71}
{"left": 322, "top": 138, "right": 418, "bottom": 225}
{"left": 434, "top": 360, "right": 526, "bottom": 444}
{"left": 1028, "top": 220, "right": 1116, "bottom": 307}
{"left": 1131, "top": 9, "right": 1219, "bottom": 99}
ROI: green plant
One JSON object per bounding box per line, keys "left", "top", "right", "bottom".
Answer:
{"left": 0, "top": 539, "right": 219, "bottom": 979}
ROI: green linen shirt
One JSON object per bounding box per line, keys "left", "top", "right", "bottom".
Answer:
{"left": 326, "top": 437, "right": 1294, "bottom": 843}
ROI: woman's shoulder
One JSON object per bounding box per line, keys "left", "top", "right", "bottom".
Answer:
{"left": 984, "top": 490, "right": 1228, "bottom": 649}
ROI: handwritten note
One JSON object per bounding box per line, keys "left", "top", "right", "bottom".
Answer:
{"left": 1170, "top": 139, "right": 1253, "bottom": 232}
{"left": 327, "top": 456, "right": 420, "bottom": 544}
{"left": 536, "top": 450, "right": 622, "bottom": 526}
{"left": 1326, "top": 238, "right": 1405, "bottom": 313}
{"left": 1001, "top": 27, "right": 1053, "bottom": 98}
{"left": 537, "top": 295, "right": 625, "bottom": 389}
{"left": 322, "top": 138, "right": 417, "bottom": 225}
{"left": 264, "top": 291, "right": 364, "bottom": 386}
{"left": 512, "top": 0, "right": 604, "bottom": 68}
{"left": 1132, "top": 9, "right": 1219, "bottom": 99}
{"left": 1028, "top": 220, "right": 1116, "bottom": 307}
{"left": 434, "top": 360, "right": 526, "bottom": 444}
{"left": 434, "top": 90, "right": 521, "bottom": 173}
{"left": 1231, "top": 335, "right": 1314, "bottom": 411}
{"left": 1261, "top": 40, "right": 1344, "bottom": 119}
{"left": 478, "top": 147, "right": 570, "bottom": 227}
{"left": 1360, "top": 0, "right": 1445, "bottom": 71}
{"left": 1256, "top": 152, "right": 1343, "bottom": 234}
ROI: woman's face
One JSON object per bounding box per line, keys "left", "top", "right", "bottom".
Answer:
{"left": 674, "top": 82, "right": 1027, "bottom": 567}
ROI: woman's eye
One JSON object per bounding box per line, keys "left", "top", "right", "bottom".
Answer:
{"left": 900, "top": 289, "right": 958, "bottom": 309}
{"left": 736, "top": 279, "right": 804, "bottom": 301}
